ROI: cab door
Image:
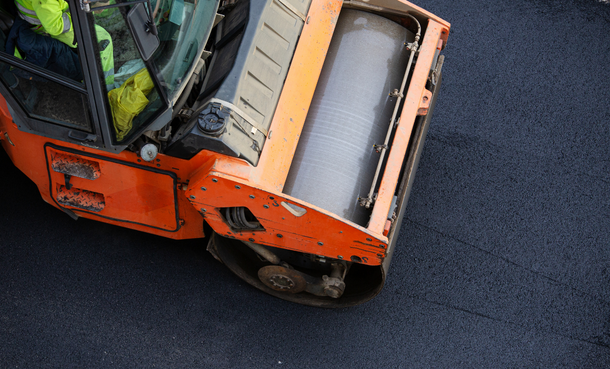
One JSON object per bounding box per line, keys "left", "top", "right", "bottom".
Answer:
{"left": 0, "top": 0, "right": 109, "bottom": 149}
{"left": 0, "top": 0, "right": 168, "bottom": 152}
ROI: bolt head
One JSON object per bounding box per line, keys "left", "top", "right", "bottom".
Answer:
{"left": 324, "top": 286, "right": 342, "bottom": 299}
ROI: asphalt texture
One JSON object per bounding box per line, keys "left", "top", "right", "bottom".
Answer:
{"left": 2, "top": 0, "right": 610, "bottom": 367}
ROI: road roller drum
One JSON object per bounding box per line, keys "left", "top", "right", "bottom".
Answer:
{"left": 284, "top": 9, "right": 415, "bottom": 227}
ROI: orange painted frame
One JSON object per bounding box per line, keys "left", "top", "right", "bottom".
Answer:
{"left": 368, "top": 19, "right": 448, "bottom": 234}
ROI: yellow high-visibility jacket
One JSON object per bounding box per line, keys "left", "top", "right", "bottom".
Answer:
{"left": 14, "top": 0, "right": 75, "bottom": 48}
{"left": 13, "top": 0, "right": 115, "bottom": 90}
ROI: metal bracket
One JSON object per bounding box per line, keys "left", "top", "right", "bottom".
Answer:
{"left": 64, "top": 174, "right": 72, "bottom": 190}
{"left": 213, "top": 13, "right": 225, "bottom": 27}
{"left": 389, "top": 89, "right": 403, "bottom": 98}
{"left": 178, "top": 108, "right": 194, "bottom": 120}
{"left": 80, "top": 0, "right": 91, "bottom": 12}
{"left": 373, "top": 144, "right": 388, "bottom": 153}
{"left": 417, "top": 89, "right": 433, "bottom": 116}
{"left": 68, "top": 130, "right": 97, "bottom": 142}
{"left": 358, "top": 193, "right": 377, "bottom": 209}
{"left": 1, "top": 131, "right": 14, "bottom": 146}
{"left": 429, "top": 55, "right": 445, "bottom": 87}
{"left": 207, "top": 98, "right": 269, "bottom": 137}
{"left": 405, "top": 42, "right": 420, "bottom": 54}
{"left": 358, "top": 196, "right": 372, "bottom": 208}
{"left": 158, "top": 126, "right": 172, "bottom": 141}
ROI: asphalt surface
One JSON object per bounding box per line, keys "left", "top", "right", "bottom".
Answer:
{"left": 2, "top": 0, "right": 610, "bottom": 367}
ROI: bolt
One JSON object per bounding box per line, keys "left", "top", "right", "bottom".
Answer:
{"left": 235, "top": 185, "right": 241, "bottom": 189}
{"left": 277, "top": 234, "right": 283, "bottom": 238}
{"left": 338, "top": 255, "right": 343, "bottom": 259}
{"left": 201, "top": 208, "right": 206, "bottom": 212}
{"left": 249, "top": 195, "right": 255, "bottom": 199}
{"left": 212, "top": 178, "right": 218, "bottom": 183}
{"left": 269, "top": 196, "right": 274, "bottom": 200}
{"left": 249, "top": 238, "right": 255, "bottom": 242}
{"left": 264, "top": 205, "right": 269, "bottom": 209}
{"left": 366, "top": 238, "right": 372, "bottom": 242}
{"left": 190, "top": 195, "right": 196, "bottom": 199}
{"left": 324, "top": 286, "right": 342, "bottom": 299}
{"left": 318, "top": 241, "right": 323, "bottom": 246}
{"left": 379, "top": 244, "right": 385, "bottom": 248}
{"left": 201, "top": 187, "right": 207, "bottom": 191}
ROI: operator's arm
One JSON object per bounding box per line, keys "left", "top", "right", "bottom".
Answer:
{"left": 31, "top": 0, "right": 72, "bottom": 37}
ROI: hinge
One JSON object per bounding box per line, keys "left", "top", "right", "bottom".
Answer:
{"left": 80, "top": 0, "right": 90, "bottom": 12}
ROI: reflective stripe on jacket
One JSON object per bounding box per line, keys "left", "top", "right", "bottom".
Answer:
{"left": 95, "top": 24, "right": 114, "bottom": 91}
{"left": 13, "top": 0, "right": 75, "bottom": 48}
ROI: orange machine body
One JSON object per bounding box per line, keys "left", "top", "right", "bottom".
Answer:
{"left": 0, "top": 0, "right": 450, "bottom": 268}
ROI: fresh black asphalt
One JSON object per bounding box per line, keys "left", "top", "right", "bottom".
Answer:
{"left": 1, "top": 0, "right": 610, "bottom": 367}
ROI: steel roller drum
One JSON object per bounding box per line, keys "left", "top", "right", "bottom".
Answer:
{"left": 283, "top": 9, "right": 414, "bottom": 226}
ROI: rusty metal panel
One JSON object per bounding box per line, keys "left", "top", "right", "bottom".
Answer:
{"left": 56, "top": 185, "right": 105, "bottom": 212}
{"left": 46, "top": 147, "right": 180, "bottom": 232}
{"left": 51, "top": 152, "right": 101, "bottom": 180}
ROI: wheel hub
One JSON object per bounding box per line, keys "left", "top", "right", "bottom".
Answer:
{"left": 258, "top": 265, "right": 307, "bottom": 293}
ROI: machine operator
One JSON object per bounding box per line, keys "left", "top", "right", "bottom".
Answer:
{"left": 13, "top": 0, "right": 115, "bottom": 90}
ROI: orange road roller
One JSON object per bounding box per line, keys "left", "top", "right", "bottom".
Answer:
{"left": 0, "top": 0, "right": 449, "bottom": 306}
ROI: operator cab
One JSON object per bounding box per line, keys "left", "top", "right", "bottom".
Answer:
{"left": 0, "top": 0, "right": 218, "bottom": 152}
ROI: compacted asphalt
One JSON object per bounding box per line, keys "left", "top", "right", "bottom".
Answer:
{"left": 1, "top": 0, "right": 610, "bottom": 367}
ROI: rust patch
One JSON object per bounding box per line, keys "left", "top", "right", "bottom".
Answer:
{"left": 57, "top": 185, "right": 105, "bottom": 212}
{"left": 51, "top": 152, "right": 101, "bottom": 180}
{"left": 352, "top": 240, "right": 386, "bottom": 249}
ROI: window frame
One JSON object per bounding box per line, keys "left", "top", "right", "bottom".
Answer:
{"left": 83, "top": 1, "right": 171, "bottom": 146}
{"left": 0, "top": 0, "right": 171, "bottom": 152}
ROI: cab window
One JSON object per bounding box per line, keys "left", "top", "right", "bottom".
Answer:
{"left": 87, "top": 2, "right": 165, "bottom": 143}
{"left": 0, "top": 5, "right": 92, "bottom": 133}
{"left": 0, "top": 58, "right": 92, "bottom": 131}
